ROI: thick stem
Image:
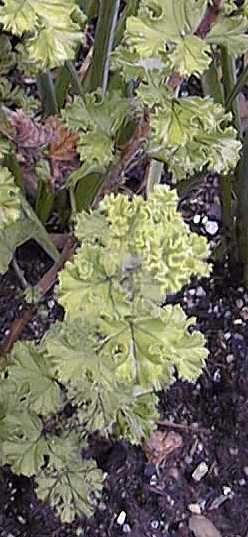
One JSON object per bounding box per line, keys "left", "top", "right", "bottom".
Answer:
{"left": 220, "top": 46, "right": 241, "bottom": 132}
{"left": 37, "top": 72, "right": 58, "bottom": 116}
{"left": 114, "top": 0, "right": 139, "bottom": 46}
{"left": 145, "top": 160, "right": 163, "bottom": 197}
{"left": 202, "top": 60, "right": 224, "bottom": 105}
{"left": 226, "top": 63, "right": 248, "bottom": 110}
{"left": 83, "top": 0, "right": 120, "bottom": 94}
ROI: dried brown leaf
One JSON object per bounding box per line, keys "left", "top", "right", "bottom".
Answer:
{"left": 9, "top": 110, "right": 54, "bottom": 148}
{"left": 46, "top": 116, "right": 79, "bottom": 161}
{"left": 143, "top": 430, "right": 183, "bottom": 466}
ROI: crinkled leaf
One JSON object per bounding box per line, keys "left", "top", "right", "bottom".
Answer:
{"left": 0, "top": 0, "right": 84, "bottom": 69}
{"left": 59, "top": 188, "right": 210, "bottom": 322}
{"left": 0, "top": 167, "right": 21, "bottom": 226}
{"left": 36, "top": 433, "right": 103, "bottom": 522}
{"left": 8, "top": 341, "right": 60, "bottom": 416}
{"left": 62, "top": 91, "right": 132, "bottom": 176}
{"left": 125, "top": 0, "right": 210, "bottom": 76}
{"left": 44, "top": 319, "right": 107, "bottom": 383}
{"left": 78, "top": 130, "right": 114, "bottom": 170}
{"left": 2, "top": 411, "right": 47, "bottom": 476}
{"left": 145, "top": 95, "right": 241, "bottom": 178}
{"left": 207, "top": 14, "right": 248, "bottom": 55}
{"left": 100, "top": 302, "right": 208, "bottom": 389}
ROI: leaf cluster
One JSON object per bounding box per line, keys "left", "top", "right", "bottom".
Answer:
{"left": 0, "top": 186, "right": 210, "bottom": 521}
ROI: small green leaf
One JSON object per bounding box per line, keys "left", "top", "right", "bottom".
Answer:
{"left": 9, "top": 341, "right": 61, "bottom": 416}
{"left": 36, "top": 433, "right": 103, "bottom": 522}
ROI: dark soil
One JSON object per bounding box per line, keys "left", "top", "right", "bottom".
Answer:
{"left": 1, "top": 176, "right": 248, "bottom": 537}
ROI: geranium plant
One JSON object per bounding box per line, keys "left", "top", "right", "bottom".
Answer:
{"left": 0, "top": 0, "right": 248, "bottom": 523}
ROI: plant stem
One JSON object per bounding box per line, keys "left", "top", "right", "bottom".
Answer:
{"left": 37, "top": 72, "right": 58, "bottom": 116}
{"left": 11, "top": 257, "right": 28, "bottom": 289}
{"left": 4, "top": 151, "right": 24, "bottom": 190}
{"left": 226, "top": 63, "right": 248, "bottom": 110}
{"left": 35, "top": 179, "right": 55, "bottom": 224}
{"left": 83, "top": 0, "right": 120, "bottom": 94}
{"left": 202, "top": 60, "right": 224, "bottom": 105}
{"left": 55, "top": 64, "right": 72, "bottom": 110}
{"left": 114, "top": 0, "right": 139, "bottom": 46}
{"left": 145, "top": 160, "right": 163, "bottom": 197}
{"left": 220, "top": 46, "right": 241, "bottom": 132}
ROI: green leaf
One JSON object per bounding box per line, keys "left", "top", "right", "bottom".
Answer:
{"left": 0, "top": 167, "right": 21, "bottom": 226}
{"left": 125, "top": 0, "right": 211, "bottom": 76}
{"left": 144, "top": 93, "right": 242, "bottom": 178}
{"left": 0, "top": 186, "right": 59, "bottom": 275}
{"left": 8, "top": 341, "right": 61, "bottom": 416}
{"left": 62, "top": 91, "right": 132, "bottom": 177}
{"left": 44, "top": 319, "right": 106, "bottom": 383}
{"left": 100, "top": 301, "right": 208, "bottom": 389}
{"left": 36, "top": 433, "right": 103, "bottom": 522}
{"left": 0, "top": 0, "right": 84, "bottom": 70}
{"left": 71, "top": 378, "right": 159, "bottom": 443}
{"left": 2, "top": 411, "right": 47, "bottom": 476}
{"left": 207, "top": 14, "right": 248, "bottom": 55}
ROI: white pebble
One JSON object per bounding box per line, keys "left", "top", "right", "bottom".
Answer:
{"left": 204, "top": 220, "right": 219, "bottom": 235}
{"left": 117, "top": 511, "right": 126, "bottom": 525}
{"left": 188, "top": 503, "right": 201, "bottom": 514}
{"left": 192, "top": 462, "right": 209, "bottom": 481}
{"left": 193, "top": 214, "right": 201, "bottom": 224}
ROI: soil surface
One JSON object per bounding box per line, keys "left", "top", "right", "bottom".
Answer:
{"left": 1, "top": 175, "right": 248, "bottom": 537}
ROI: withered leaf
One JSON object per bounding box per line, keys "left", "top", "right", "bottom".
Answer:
{"left": 143, "top": 430, "right": 183, "bottom": 466}
{"left": 46, "top": 116, "right": 79, "bottom": 161}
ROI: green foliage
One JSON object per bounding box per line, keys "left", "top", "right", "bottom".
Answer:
{"left": 2, "top": 0, "right": 248, "bottom": 526}
{"left": 63, "top": 91, "right": 133, "bottom": 185}
{"left": 0, "top": 186, "right": 210, "bottom": 521}
{"left": 125, "top": 0, "right": 210, "bottom": 77}
{"left": 0, "top": 0, "right": 85, "bottom": 70}
{"left": 0, "top": 183, "right": 59, "bottom": 274}
{"left": 0, "top": 167, "right": 21, "bottom": 226}
{"left": 137, "top": 85, "right": 242, "bottom": 178}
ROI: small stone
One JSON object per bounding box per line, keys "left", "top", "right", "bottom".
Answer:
{"left": 229, "top": 447, "right": 238, "bottom": 456}
{"left": 192, "top": 462, "right": 209, "bottom": 481}
{"left": 151, "top": 520, "right": 160, "bottom": 529}
{"left": 223, "top": 486, "right": 232, "bottom": 496}
{"left": 123, "top": 524, "right": 131, "bottom": 533}
{"left": 193, "top": 214, "right": 201, "bottom": 224}
{"left": 213, "top": 369, "right": 221, "bottom": 383}
{"left": 233, "top": 319, "right": 243, "bottom": 325}
{"left": 17, "top": 515, "right": 26, "bottom": 525}
{"left": 117, "top": 511, "right": 126, "bottom": 525}
{"left": 188, "top": 503, "right": 201, "bottom": 514}
{"left": 226, "top": 354, "right": 235, "bottom": 364}
{"left": 236, "top": 299, "right": 244, "bottom": 309}
{"left": 150, "top": 475, "right": 157, "bottom": 486}
{"left": 239, "top": 478, "right": 246, "bottom": 486}
{"left": 204, "top": 220, "right": 219, "bottom": 235}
